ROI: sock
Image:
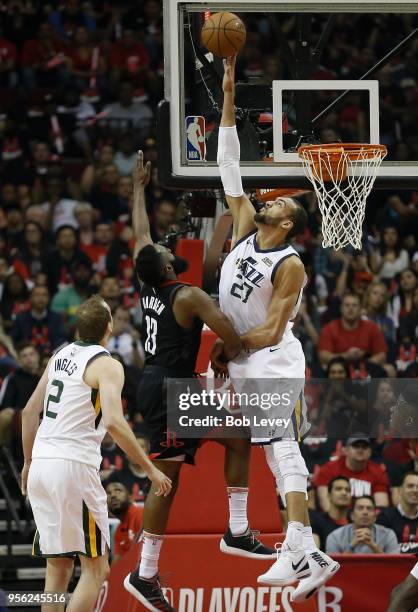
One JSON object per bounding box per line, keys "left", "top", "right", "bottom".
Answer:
{"left": 227, "top": 487, "right": 249, "bottom": 535}
{"left": 285, "top": 521, "right": 304, "bottom": 550}
{"left": 302, "top": 526, "right": 317, "bottom": 550}
{"left": 138, "top": 531, "right": 164, "bottom": 579}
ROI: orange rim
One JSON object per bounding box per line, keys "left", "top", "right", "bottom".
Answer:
{"left": 298, "top": 142, "right": 387, "bottom": 161}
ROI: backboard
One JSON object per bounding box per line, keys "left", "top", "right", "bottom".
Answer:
{"left": 158, "top": 0, "right": 418, "bottom": 190}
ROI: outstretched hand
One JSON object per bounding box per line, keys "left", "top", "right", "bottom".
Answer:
{"left": 133, "top": 150, "right": 151, "bottom": 188}
{"left": 222, "top": 55, "right": 237, "bottom": 94}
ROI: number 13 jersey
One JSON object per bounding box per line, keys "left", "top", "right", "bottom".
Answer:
{"left": 32, "top": 342, "right": 109, "bottom": 470}
{"left": 219, "top": 230, "right": 304, "bottom": 337}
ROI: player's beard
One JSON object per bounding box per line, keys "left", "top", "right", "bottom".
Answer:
{"left": 253, "top": 211, "right": 280, "bottom": 226}
{"left": 172, "top": 255, "right": 189, "bottom": 274}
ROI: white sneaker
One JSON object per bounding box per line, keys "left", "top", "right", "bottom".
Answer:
{"left": 291, "top": 549, "right": 340, "bottom": 602}
{"left": 257, "top": 543, "right": 311, "bottom": 586}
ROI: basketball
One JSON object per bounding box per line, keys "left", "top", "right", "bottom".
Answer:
{"left": 201, "top": 12, "right": 246, "bottom": 58}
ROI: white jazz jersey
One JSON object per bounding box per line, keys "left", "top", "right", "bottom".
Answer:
{"left": 32, "top": 342, "right": 109, "bottom": 470}
{"left": 219, "top": 230, "right": 304, "bottom": 339}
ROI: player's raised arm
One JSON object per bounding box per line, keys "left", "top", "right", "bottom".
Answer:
{"left": 89, "top": 355, "right": 172, "bottom": 497}
{"left": 132, "top": 150, "right": 153, "bottom": 257}
{"left": 240, "top": 256, "right": 306, "bottom": 350}
{"left": 218, "top": 55, "right": 256, "bottom": 248}
{"left": 173, "top": 285, "right": 242, "bottom": 360}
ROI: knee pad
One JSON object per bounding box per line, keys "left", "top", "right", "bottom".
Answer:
{"left": 264, "top": 445, "right": 286, "bottom": 507}
{"left": 272, "top": 440, "right": 308, "bottom": 497}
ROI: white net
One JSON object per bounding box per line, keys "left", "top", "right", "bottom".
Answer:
{"left": 299, "top": 145, "right": 387, "bottom": 250}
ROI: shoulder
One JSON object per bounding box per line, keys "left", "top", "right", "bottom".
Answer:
{"left": 173, "top": 284, "right": 204, "bottom": 305}
{"left": 368, "top": 460, "right": 388, "bottom": 476}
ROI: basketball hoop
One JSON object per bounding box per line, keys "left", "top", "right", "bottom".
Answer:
{"left": 298, "top": 143, "right": 387, "bottom": 250}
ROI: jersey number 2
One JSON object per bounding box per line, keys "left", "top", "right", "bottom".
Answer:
{"left": 144, "top": 315, "right": 157, "bottom": 355}
{"left": 230, "top": 280, "right": 253, "bottom": 303}
{"left": 46, "top": 379, "right": 64, "bottom": 419}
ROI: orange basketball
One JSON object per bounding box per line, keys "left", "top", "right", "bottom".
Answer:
{"left": 201, "top": 12, "right": 246, "bottom": 58}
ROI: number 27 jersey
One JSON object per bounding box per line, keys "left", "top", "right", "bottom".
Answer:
{"left": 219, "top": 230, "right": 303, "bottom": 336}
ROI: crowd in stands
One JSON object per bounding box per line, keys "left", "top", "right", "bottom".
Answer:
{"left": 0, "top": 1, "right": 417, "bottom": 561}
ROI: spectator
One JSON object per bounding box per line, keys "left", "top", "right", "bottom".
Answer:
{"left": 370, "top": 379, "right": 397, "bottom": 437}
{"left": 74, "top": 201, "right": 95, "bottom": 247}
{"left": 318, "top": 293, "right": 388, "bottom": 369}
{"left": 150, "top": 199, "right": 177, "bottom": 243}
{"left": 99, "top": 276, "right": 121, "bottom": 312}
{"left": 106, "top": 305, "right": 145, "bottom": 369}
{"left": 66, "top": 26, "right": 106, "bottom": 94}
{"left": 0, "top": 313, "right": 18, "bottom": 375}
{"left": 0, "top": 25, "right": 17, "bottom": 88}
{"left": 335, "top": 251, "right": 374, "bottom": 300}
{"left": 102, "top": 80, "right": 153, "bottom": 143}
{"left": 109, "top": 28, "right": 150, "bottom": 90}
{"left": 13, "top": 221, "right": 48, "bottom": 281}
{"left": 21, "top": 22, "right": 67, "bottom": 91}
{"left": 4, "top": 205, "right": 25, "bottom": 251}
{"left": 370, "top": 225, "right": 409, "bottom": 282}
{"left": 11, "top": 286, "right": 67, "bottom": 356}
{"left": 0, "top": 272, "right": 29, "bottom": 331}
{"left": 100, "top": 432, "right": 124, "bottom": 481}
{"left": 391, "top": 268, "right": 417, "bottom": 328}
{"left": 311, "top": 476, "right": 352, "bottom": 549}
{"left": 399, "top": 285, "right": 418, "bottom": 343}
{"left": 376, "top": 471, "right": 418, "bottom": 554}
{"left": 25, "top": 205, "right": 48, "bottom": 230}
{"left": 114, "top": 132, "right": 138, "bottom": 176}
{"left": 51, "top": 259, "right": 93, "bottom": 329}
{"left": 43, "top": 225, "right": 91, "bottom": 294}
{"left": 48, "top": 0, "right": 96, "bottom": 41}
{"left": 104, "top": 433, "right": 150, "bottom": 503}
{"left": 105, "top": 480, "right": 144, "bottom": 564}
{"left": 88, "top": 163, "right": 124, "bottom": 222}
{"left": 41, "top": 176, "right": 78, "bottom": 233}
{"left": 80, "top": 144, "right": 115, "bottom": 196}
{"left": 80, "top": 222, "right": 113, "bottom": 274}
{"left": 0, "top": 343, "right": 40, "bottom": 449}
{"left": 315, "top": 436, "right": 390, "bottom": 511}
{"left": 326, "top": 495, "right": 399, "bottom": 554}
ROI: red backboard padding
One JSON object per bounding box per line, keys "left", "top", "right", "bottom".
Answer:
{"left": 176, "top": 238, "right": 204, "bottom": 287}
{"left": 166, "top": 442, "right": 282, "bottom": 534}
{"left": 195, "top": 328, "right": 217, "bottom": 374}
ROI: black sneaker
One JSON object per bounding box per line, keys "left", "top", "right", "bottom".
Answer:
{"left": 124, "top": 570, "right": 175, "bottom": 611}
{"left": 220, "top": 526, "right": 276, "bottom": 559}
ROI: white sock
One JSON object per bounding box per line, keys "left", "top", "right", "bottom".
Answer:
{"left": 302, "top": 526, "right": 317, "bottom": 550}
{"left": 285, "top": 521, "right": 304, "bottom": 550}
{"left": 138, "top": 531, "right": 164, "bottom": 579}
{"left": 227, "top": 487, "right": 249, "bottom": 535}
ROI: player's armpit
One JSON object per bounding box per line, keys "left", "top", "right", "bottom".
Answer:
{"left": 241, "top": 256, "right": 305, "bottom": 349}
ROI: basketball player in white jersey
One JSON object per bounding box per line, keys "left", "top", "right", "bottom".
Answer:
{"left": 214, "top": 55, "right": 340, "bottom": 602}
{"left": 21, "top": 296, "right": 171, "bottom": 612}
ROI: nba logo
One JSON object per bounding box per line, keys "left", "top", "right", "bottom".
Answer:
{"left": 186, "top": 116, "right": 206, "bottom": 161}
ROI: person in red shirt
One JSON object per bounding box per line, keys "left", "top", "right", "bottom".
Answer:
{"left": 80, "top": 222, "right": 113, "bottom": 275}
{"left": 109, "top": 28, "right": 150, "bottom": 90}
{"left": 21, "top": 22, "right": 67, "bottom": 90}
{"left": 106, "top": 481, "right": 144, "bottom": 565}
{"left": 318, "top": 293, "right": 388, "bottom": 370}
{"left": 315, "top": 436, "right": 390, "bottom": 512}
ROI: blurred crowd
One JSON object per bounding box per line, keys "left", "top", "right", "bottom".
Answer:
{"left": 0, "top": 1, "right": 417, "bottom": 560}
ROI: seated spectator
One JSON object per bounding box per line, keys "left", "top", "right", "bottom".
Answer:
{"left": 102, "top": 80, "right": 153, "bottom": 144}
{"left": 150, "top": 199, "right": 177, "bottom": 243}
{"left": 104, "top": 433, "right": 150, "bottom": 503}
{"left": 392, "top": 268, "right": 418, "bottom": 329}
{"left": 4, "top": 205, "right": 25, "bottom": 251}
{"left": 363, "top": 281, "right": 396, "bottom": 358}
{"left": 99, "top": 277, "right": 122, "bottom": 312}
{"left": 399, "top": 286, "right": 418, "bottom": 343}
{"left": 51, "top": 259, "right": 93, "bottom": 330}
{"left": 88, "top": 163, "right": 126, "bottom": 222}
{"left": 105, "top": 480, "right": 144, "bottom": 564}
{"left": 74, "top": 201, "right": 95, "bottom": 247}
{"left": 370, "top": 379, "right": 397, "bottom": 437}
{"left": 109, "top": 28, "right": 150, "bottom": 91}
{"left": 377, "top": 471, "right": 418, "bottom": 554}
{"left": 43, "top": 225, "right": 91, "bottom": 294}
{"left": 114, "top": 132, "right": 138, "bottom": 176}
{"left": 66, "top": 26, "right": 106, "bottom": 94}
{"left": 0, "top": 26, "right": 17, "bottom": 88}
{"left": 335, "top": 250, "right": 374, "bottom": 301}
{"left": 100, "top": 432, "right": 124, "bottom": 481}
{"left": 0, "top": 343, "right": 40, "bottom": 452}
{"left": 11, "top": 286, "right": 67, "bottom": 356}
{"left": 0, "top": 272, "right": 29, "bottom": 332}
{"left": 370, "top": 225, "right": 409, "bottom": 283}
{"left": 21, "top": 22, "right": 67, "bottom": 91}
{"left": 80, "top": 144, "right": 115, "bottom": 196}
{"left": 315, "top": 436, "right": 390, "bottom": 511}
{"left": 311, "top": 476, "right": 352, "bottom": 549}
{"left": 41, "top": 176, "right": 78, "bottom": 233}
{"left": 48, "top": 0, "right": 97, "bottom": 41}
{"left": 25, "top": 205, "right": 48, "bottom": 230}
{"left": 13, "top": 221, "right": 48, "bottom": 281}
{"left": 326, "top": 495, "right": 399, "bottom": 554}
{"left": 107, "top": 306, "right": 145, "bottom": 369}
{"left": 80, "top": 222, "right": 113, "bottom": 274}
{"left": 0, "top": 314, "right": 18, "bottom": 375}
{"left": 318, "top": 293, "right": 388, "bottom": 371}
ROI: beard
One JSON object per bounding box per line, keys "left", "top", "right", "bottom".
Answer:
{"left": 253, "top": 211, "right": 280, "bottom": 226}
{"left": 109, "top": 499, "right": 130, "bottom": 518}
{"left": 172, "top": 256, "right": 189, "bottom": 275}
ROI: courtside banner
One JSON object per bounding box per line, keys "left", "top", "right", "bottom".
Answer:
{"left": 95, "top": 542, "right": 417, "bottom": 612}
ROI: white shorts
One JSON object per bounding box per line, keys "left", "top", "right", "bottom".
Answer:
{"left": 28, "top": 457, "right": 110, "bottom": 558}
{"left": 228, "top": 334, "right": 310, "bottom": 443}
{"left": 411, "top": 561, "right": 418, "bottom": 580}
